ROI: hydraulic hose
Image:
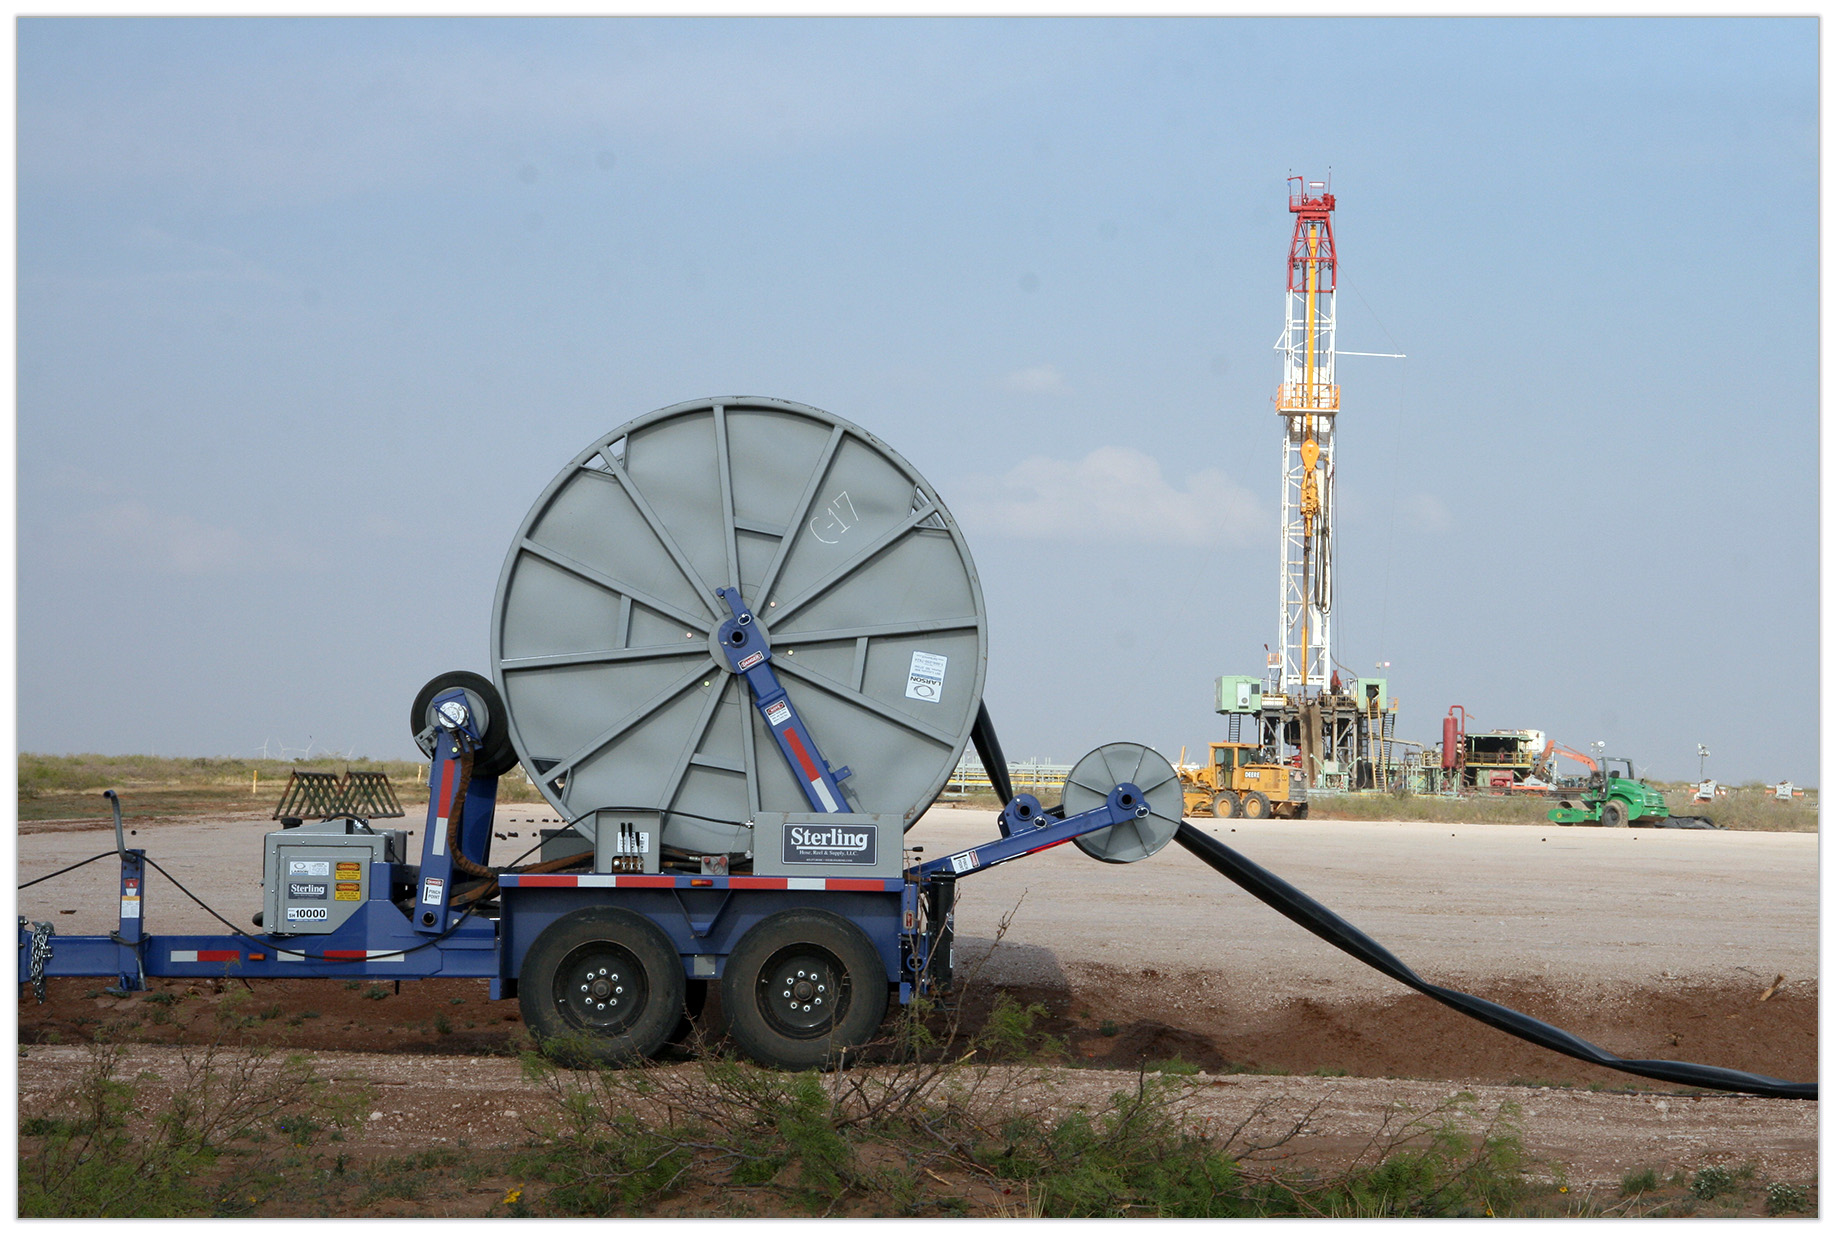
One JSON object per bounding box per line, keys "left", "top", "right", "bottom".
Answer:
{"left": 1173, "top": 823, "right": 1814, "bottom": 1101}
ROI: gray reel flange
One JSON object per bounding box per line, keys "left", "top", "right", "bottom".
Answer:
{"left": 490, "top": 397, "right": 989, "bottom": 856}
{"left": 1060, "top": 742, "right": 1183, "bottom": 864}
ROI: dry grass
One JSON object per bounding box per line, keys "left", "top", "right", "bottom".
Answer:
{"left": 17, "top": 752, "right": 547, "bottom": 823}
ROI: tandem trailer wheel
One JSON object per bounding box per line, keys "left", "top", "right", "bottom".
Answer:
{"left": 519, "top": 907, "right": 686, "bottom": 1065}
{"left": 720, "top": 909, "right": 889, "bottom": 1070}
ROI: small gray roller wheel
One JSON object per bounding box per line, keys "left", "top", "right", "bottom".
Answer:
{"left": 1061, "top": 742, "right": 1183, "bottom": 864}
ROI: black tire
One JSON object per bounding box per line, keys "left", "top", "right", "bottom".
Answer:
{"left": 411, "top": 671, "right": 520, "bottom": 778}
{"left": 1212, "top": 790, "right": 1240, "bottom": 819}
{"left": 1292, "top": 803, "right": 1309, "bottom": 820}
{"left": 721, "top": 909, "right": 890, "bottom": 1070}
{"left": 519, "top": 907, "right": 686, "bottom": 1066}
{"left": 1241, "top": 791, "right": 1271, "bottom": 820}
{"left": 1600, "top": 801, "right": 1628, "bottom": 828}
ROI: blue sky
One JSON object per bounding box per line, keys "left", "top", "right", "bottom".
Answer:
{"left": 17, "top": 17, "right": 1818, "bottom": 784}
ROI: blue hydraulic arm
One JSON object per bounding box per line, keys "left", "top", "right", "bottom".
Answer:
{"left": 911, "top": 784, "right": 1151, "bottom": 882}
{"left": 412, "top": 687, "right": 501, "bottom": 936}
{"left": 712, "top": 586, "right": 852, "bottom": 814}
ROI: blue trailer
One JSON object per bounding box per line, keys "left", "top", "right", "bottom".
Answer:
{"left": 22, "top": 702, "right": 1168, "bottom": 1070}
{"left": 18, "top": 397, "right": 1816, "bottom": 1099}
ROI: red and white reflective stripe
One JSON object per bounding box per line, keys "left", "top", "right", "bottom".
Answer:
{"left": 276, "top": 948, "right": 406, "bottom": 964}
{"left": 168, "top": 949, "right": 241, "bottom": 963}
{"left": 501, "top": 874, "right": 898, "bottom": 892}
{"left": 783, "top": 728, "right": 840, "bottom": 812}
{"left": 431, "top": 761, "right": 454, "bottom": 857}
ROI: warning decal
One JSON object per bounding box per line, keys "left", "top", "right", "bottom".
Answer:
{"left": 765, "top": 699, "right": 792, "bottom": 727}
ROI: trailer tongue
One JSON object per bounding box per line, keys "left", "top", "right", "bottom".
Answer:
{"left": 17, "top": 397, "right": 1812, "bottom": 1098}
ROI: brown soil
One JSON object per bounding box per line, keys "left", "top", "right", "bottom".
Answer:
{"left": 17, "top": 805, "right": 1816, "bottom": 1215}
{"left": 18, "top": 965, "right": 1818, "bottom": 1209}
{"left": 20, "top": 967, "right": 1814, "bottom": 1092}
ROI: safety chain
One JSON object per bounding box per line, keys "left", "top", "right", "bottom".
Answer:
{"left": 20, "top": 917, "right": 55, "bottom": 1003}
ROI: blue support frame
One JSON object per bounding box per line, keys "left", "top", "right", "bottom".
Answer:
{"left": 412, "top": 688, "right": 501, "bottom": 935}
{"left": 912, "top": 784, "right": 1150, "bottom": 882}
{"left": 712, "top": 586, "right": 852, "bottom": 813}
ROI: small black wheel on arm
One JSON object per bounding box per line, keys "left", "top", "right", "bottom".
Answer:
{"left": 519, "top": 907, "right": 686, "bottom": 1066}
{"left": 721, "top": 909, "right": 890, "bottom": 1070}
{"left": 410, "top": 670, "right": 520, "bottom": 778}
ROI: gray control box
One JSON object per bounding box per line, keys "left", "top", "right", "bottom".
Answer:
{"left": 591, "top": 808, "right": 661, "bottom": 874}
{"left": 752, "top": 812, "right": 904, "bottom": 878}
{"left": 262, "top": 818, "right": 406, "bottom": 935}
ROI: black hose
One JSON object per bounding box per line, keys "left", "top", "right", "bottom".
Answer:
{"left": 971, "top": 701, "right": 1014, "bottom": 808}
{"left": 142, "top": 855, "right": 479, "bottom": 962}
{"left": 18, "top": 850, "right": 118, "bottom": 889}
{"left": 1173, "top": 823, "right": 1814, "bottom": 1101}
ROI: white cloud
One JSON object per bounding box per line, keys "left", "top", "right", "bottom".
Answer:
{"left": 63, "top": 501, "right": 251, "bottom": 575}
{"left": 952, "top": 446, "right": 1267, "bottom": 548}
{"left": 999, "top": 365, "right": 1070, "bottom": 395}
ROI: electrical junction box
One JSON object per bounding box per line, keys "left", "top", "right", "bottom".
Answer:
{"left": 752, "top": 813, "right": 905, "bottom": 879}
{"left": 262, "top": 818, "right": 406, "bottom": 935}
{"left": 1216, "top": 675, "right": 1263, "bottom": 715}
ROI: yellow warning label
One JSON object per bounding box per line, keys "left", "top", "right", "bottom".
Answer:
{"left": 336, "top": 882, "right": 361, "bottom": 894}
{"left": 335, "top": 862, "right": 362, "bottom": 877}
{"left": 335, "top": 889, "right": 361, "bottom": 901}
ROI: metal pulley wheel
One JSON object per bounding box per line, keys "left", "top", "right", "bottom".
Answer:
{"left": 1060, "top": 742, "right": 1183, "bottom": 864}
{"left": 490, "top": 398, "right": 988, "bottom": 855}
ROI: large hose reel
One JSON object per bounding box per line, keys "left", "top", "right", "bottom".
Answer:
{"left": 489, "top": 398, "right": 990, "bottom": 857}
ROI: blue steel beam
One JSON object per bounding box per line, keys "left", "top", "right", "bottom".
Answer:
{"left": 713, "top": 586, "right": 852, "bottom": 813}
{"left": 911, "top": 784, "right": 1149, "bottom": 882}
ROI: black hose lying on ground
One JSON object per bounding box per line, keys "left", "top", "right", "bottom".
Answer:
{"left": 1173, "top": 823, "right": 1815, "bottom": 1101}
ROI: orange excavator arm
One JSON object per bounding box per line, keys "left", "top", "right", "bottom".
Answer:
{"left": 1540, "top": 741, "right": 1597, "bottom": 774}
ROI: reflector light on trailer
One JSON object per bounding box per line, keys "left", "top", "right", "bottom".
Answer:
{"left": 168, "top": 949, "right": 241, "bottom": 963}
{"left": 277, "top": 948, "right": 406, "bottom": 964}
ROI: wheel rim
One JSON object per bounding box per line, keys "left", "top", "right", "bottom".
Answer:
{"left": 553, "top": 942, "right": 648, "bottom": 1033}
{"left": 755, "top": 943, "right": 851, "bottom": 1039}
